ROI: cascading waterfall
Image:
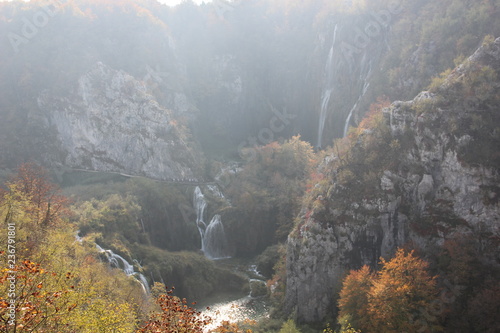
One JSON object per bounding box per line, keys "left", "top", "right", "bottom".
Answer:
{"left": 207, "top": 184, "right": 224, "bottom": 198}
{"left": 317, "top": 24, "right": 338, "bottom": 148}
{"left": 96, "top": 244, "right": 150, "bottom": 294}
{"left": 193, "top": 186, "right": 230, "bottom": 260}
{"left": 203, "top": 215, "right": 230, "bottom": 260}
{"left": 194, "top": 186, "right": 208, "bottom": 244}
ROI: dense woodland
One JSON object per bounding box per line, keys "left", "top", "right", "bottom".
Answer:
{"left": 1, "top": 0, "right": 500, "bottom": 332}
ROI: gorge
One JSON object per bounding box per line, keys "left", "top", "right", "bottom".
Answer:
{"left": 0, "top": 0, "right": 499, "bottom": 332}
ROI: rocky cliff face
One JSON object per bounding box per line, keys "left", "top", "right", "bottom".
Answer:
{"left": 285, "top": 38, "right": 500, "bottom": 323}
{"left": 37, "top": 62, "right": 201, "bottom": 180}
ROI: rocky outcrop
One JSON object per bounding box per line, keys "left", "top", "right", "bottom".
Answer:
{"left": 38, "top": 62, "right": 201, "bottom": 180}
{"left": 285, "top": 38, "right": 500, "bottom": 323}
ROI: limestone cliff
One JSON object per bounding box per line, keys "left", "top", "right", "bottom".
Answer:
{"left": 37, "top": 62, "right": 202, "bottom": 180}
{"left": 284, "top": 38, "right": 500, "bottom": 323}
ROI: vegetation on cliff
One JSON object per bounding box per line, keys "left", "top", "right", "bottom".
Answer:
{"left": 1, "top": 0, "right": 499, "bottom": 332}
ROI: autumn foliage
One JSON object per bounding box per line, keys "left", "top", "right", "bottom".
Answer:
{"left": 338, "top": 249, "right": 441, "bottom": 333}
{"left": 0, "top": 164, "right": 142, "bottom": 332}
{"left": 337, "top": 265, "right": 374, "bottom": 331}
{"left": 8, "top": 163, "right": 69, "bottom": 228}
{"left": 138, "top": 287, "right": 211, "bottom": 333}
{"left": 0, "top": 260, "right": 77, "bottom": 332}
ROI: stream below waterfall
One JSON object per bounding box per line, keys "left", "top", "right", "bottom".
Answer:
{"left": 197, "top": 258, "right": 271, "bottom": 331}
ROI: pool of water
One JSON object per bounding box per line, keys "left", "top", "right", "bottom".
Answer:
{"left": 196, "top": 258, "right": 271, "bottom": 331}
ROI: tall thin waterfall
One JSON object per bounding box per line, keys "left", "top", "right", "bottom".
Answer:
{"left": 317, "top": 24, "right": 338, "bottom": 148}
{"left": 96, "top": 244, "right": 150, "bottom": 294}
{"left": 314, "top": 20, "right": 385, "bottom": 144}
{"left": 193, "top": 186, "right": 230, "bottom": 260}
{"left": 194, "top": 186, "right": 208, "bottom": 243}
{"left": 343, "top": 57, "right": 372, "bottom": 137}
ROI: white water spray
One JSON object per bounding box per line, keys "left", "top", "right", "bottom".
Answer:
{"left": 96, "top": 244, "right": 150, "bottom": 294}
{"left": 317, "top": 24, "right": 338, "bottom": 148}
{"left": 203, "top": 214, "right": 230, "bottom": 260}
{"left": 194, "top": 186, "right": 208, "bottom": 243}
{"left": 343, "top": 58, "right": 372, "bottom": 137}
{"left": 193, "top": 186, "right": 230, "bottom": 259}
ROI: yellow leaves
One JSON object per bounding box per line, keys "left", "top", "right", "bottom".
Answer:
{"left": 338, "top": 249, "right": 441, "bottom": 333}
{"left": 67, "top": 298, "right": 136, "bottom": 333}
{"left": 0, "top": 164, "right": 148, "bottom": 332}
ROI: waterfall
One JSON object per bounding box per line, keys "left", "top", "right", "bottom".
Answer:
{"left": 343, "top": 58, "right": 372, "bottom": 137}
{"left": 96, "top": 244, "right": 150, "bottom": 294}
{"left": 343, "top": 80, "right": 370, "bottom": 137}
{"left": 317, "top": 88, "right": 332, "bottom": 148}
{"left": 207, "top": 184, "right": 224, "bottom": 198}
{"left": 203, "top": 215, "right": 230, "bottom": 260}
{"left": 317, "top": 24, "right": 338, "bottom": 148}
{"left": 194, "top": 186, "right": 208, "bottom": 246}
{"left": 193, "top": 186, "right": 231, "bottom": 260}
{"left": 194, "top": 186, "right": 207, "bottom": 223}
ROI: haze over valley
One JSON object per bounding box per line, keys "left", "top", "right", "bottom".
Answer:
{"left": 0, "top": 0, "right": 499, "bottom": 332}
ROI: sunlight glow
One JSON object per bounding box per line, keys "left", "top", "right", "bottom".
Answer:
{"left": 158, "top": 0, "right": 212, "bottom": 6}
{"left": 1, "top": 0, "right": 213, "bottom": 6}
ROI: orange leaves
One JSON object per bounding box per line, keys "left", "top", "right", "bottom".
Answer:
{"left": 0, "top": 260, "right": 77, "bottom": 332}
{"left": 306, "top": 171, "right": 325, "bottom": 193}
{"left": 369, "top": 250, "right": 440, "bottom": 333}
{"left": 139, "top": 286, "right": 211, "bottom": 333}
{"left": 338, "top": 249, "right": 441, "bottom": 333}
{"left": 7, "top": 163, "right": 70, "bottom": 228}
{"left": 338, "top": 265, "right": 375, "bottom": 331}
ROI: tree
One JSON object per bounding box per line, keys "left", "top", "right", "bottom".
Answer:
{"left": 368, "top": 249, "right": 442, "bottom": 333}
{"left": 225, "top": 136, "right": 316, "bottom": 255}
{"left": 467, "top": 279, "right": 500, "bottom": 333}
{"left": 338, "top": 265, "right": 374, "bottom": 332}
{"left": 7, "top": 163, "right": 69, "bottom": 228}
{"left": 0, "top": 259, "right": 77, "bottom": 332}
{"left": 1, "top": 165, "right": 145, "bottom": 332}
{"left": 138, "top": 287, "right": 211, "bottom": 333}
{"left": 338, "top": 249, "right": 442, "bottom": 333}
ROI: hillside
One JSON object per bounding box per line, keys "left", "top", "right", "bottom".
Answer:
{"left": 0, "top": 0, "right": 499, "bottom": 332}
{"left": 1, "top": 0, "right": 500, "bottom": 169}
{"left": 284, "top": 37, "right": 500, "bottom": 331}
